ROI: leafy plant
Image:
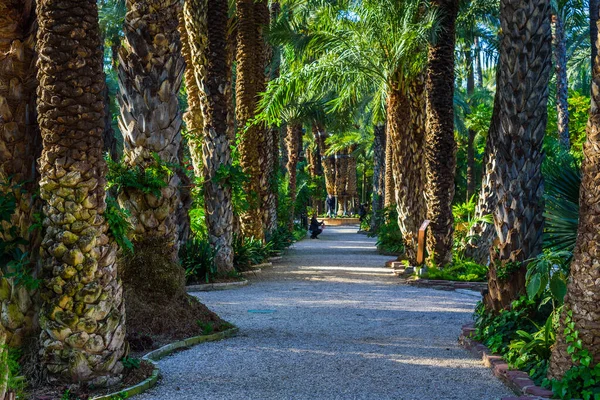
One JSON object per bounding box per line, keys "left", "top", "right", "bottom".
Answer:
{"left": 506, "top": 313, "right": 556, "bottom": 384}
{"left": 473, "top": 297, "right": 540, "bottom": 354}
{"left": 525, "top": 251, "right": 571, "bottom": 307}
{"left": 375, "top": 207, "right": 404, "bottom": 255}
{"left": 105, "top": 198, "right": 134, "bottom": 255}
{"left": 547, "top": 311, "right": 600, "bottom": 400}
{"left": 233, "top": 236, "right": 272, "bottom": 272}
{"left": 422, "top": 257, "right": 487, "bottom": 282}
{"left": 105, "top": 153, "right": 174, "bottom": 197}
{"left": 197, "top": 321, "right": 214, "bottom": 335}
{"left": 180, "top": 237, "right": 218, "bottom": 284}
{"left": 121, "top": 356, "right": 141, "bottom": 370}
{"left": 496, "top": 261, "right": 523, "bottom": 282}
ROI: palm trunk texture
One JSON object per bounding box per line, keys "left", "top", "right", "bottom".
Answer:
{"left": 424, "top": 0, "right": 458, "bottom": 266}
{"left": 483, "top": 0, "right": 552, "bottom": 312}
{"left": 37, "top": 0, "right": 126, "bottom": 383}
{"left": 548, "top": 14, "right": 600, "bottom": 380}
{"left": 370, "top": 123, "right": 386, "bottom": 232}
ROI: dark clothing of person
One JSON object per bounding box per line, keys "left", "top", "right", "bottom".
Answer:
{"left": 358, "top": 204, "right": 367, "bottom": 222}
{"left": 310, "top": 217, "right": 324, "bottom": 239}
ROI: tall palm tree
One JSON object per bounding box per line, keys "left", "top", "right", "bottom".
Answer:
{"left": 424, "top": 0, "right": 459, "bottom": 266}
{"left": 286, "top": 123, "right": 303, "bottom": 227}
{"left": 370, "top": 123, "right": 386, "bottom": 231}
{"left": 548, "top": 16, "right": 600, "bottom": 378}
{"left": 0, "top": 1, "right": 38, "bottom": 394}
{"left": 482, "top": 0, "right": 552, "bottom": 311}
{"left": 36, "top": 0, "right": 126, "bottom": 383}
{"left": 178, "top": 9, "right": 204, "bottom": 178}
{"left": 117, "top": 0, "right": 188, "bottom": 328}
{"left": 384, "top": 131, "right": 395, "bottom": 208}
{"left": 182, "top": 0, "right": 235, "bottom": 272}
{"left": 236, "top": 0, "right": 269, "bottom": 240}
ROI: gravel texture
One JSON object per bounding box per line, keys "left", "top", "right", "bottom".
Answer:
{"left": 137, "top": 226, "right": 513, "bottom": 400}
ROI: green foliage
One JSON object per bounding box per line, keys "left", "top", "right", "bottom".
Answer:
{"left": 267, "top": 225, "right": 296, "bottom": 252}
{"left": 217, "top": 148, "right": 251, "bottom": 216}
{"left": 121, "top": 356, "right": 141, "bottom": 370}
{"left": 452, "top": 195, "right": 477, "bottom": 223}
{"left": 543, "top": 142, "right": 581, "bottom": 253}
{"left": 0, "top": 181, "right": 40, "bottom": 290}
{"left": 233, "top": 236, "right": 272, "bottom": 272}
{"left": 0, "top": 346, "right": 25, "bottom": 396}
{"left": 105, "top": 154, "right": 173, "bottom": 197}
{"left": 525, "top": 251, "right": 571, "bottom": 307}
{"left": 105, "top": 198, "right": 134, "bottom": 255}
{"left": 473, "top": 297, "right": 539, "bottom": 354}
{"left": 547, "top": 311, "right": 600, "bottom": 400}
{"left": 496, "top": 261, "right": 523, "bottom": 282}
{"left": 375, "top": 207, "right": 404, "bottom": 254}
{"left": 180, "top": 236, "right": 218, "bottom": 284}
{"left": 422, "top": 257, "right": 487, "bottom": 282}
{"left": 506, "top": 313, "right": 556, "bottom": 385}
{"left": 197, "top": 321, "right": 214, "bottom": 336}
{"left": 464, "top": 102, "right": 493, "bottom": 138}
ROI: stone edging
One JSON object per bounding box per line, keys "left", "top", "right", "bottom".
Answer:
{"left": 459, "top": 324, "right": 553, "bottom": 399}
{"left": 186, "top": 279, "right": 249, "bottom": 292}
{"left": 252, "top": 262, "right": 273, "bottom": 269}
{"left": 90, "top": 327, "right": 239, "bottom": 400}
{"left": 269, "top": 256, "right": 283, "bottom": 262}
{"left": 405, "top": 279, "right": 487, "bottom": 292}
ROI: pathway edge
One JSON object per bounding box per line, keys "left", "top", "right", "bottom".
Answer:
{"left": 89, "top": 327, "right": 239, "bottom": 400}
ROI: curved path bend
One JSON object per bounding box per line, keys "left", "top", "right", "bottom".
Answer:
{"left": 138, "top": 226, "right": 512, "bottom": 400}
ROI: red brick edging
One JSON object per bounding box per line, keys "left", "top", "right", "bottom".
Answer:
{"left": 459, "top": 324, "right": 554, "bottom": 399}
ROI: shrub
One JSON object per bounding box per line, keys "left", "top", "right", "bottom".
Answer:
{"left": 180, "top": 236, "right": 218, "bottom": 284}
{"left": 422, "top": 257, "right": 487, "bottom": 282}
{"left": 375, "top": 207, "right": 404, "bottom": 255}
{"left": 233, "top": 236, "right": 272, "bottom": 272}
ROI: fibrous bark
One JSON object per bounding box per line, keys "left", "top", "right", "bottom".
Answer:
{"left": 37, "top": 0, "right": 126, "bottom": 383}
{"left": 236, "top": 0, "right": 267, "bottom": 240}
{"left": 384, "top": 126, "right": 395, "bottom": 208}
{"left": 388, "top": 75, "right": 427, "bottom": 263}
{"left": 286, "top": 124, "right": 302, "bottom": 228}
{"left": 370, "top": 123, "right": 386, "bottom": 232}
{"left": 178, "top": 8, "right": 204, "bottom": 178}
{"left": 483, "top": 0, "right": 552, "bottom": 312}
{"left": 0, "top": 0, "right": 40, "bottom": 357}
{"left": 424, "top": 0, "right": 458, "bottom": 266}
{"left": 553, "top": 13, "right": 570, "bottom": 149}
{"left": 548, "top": 12, "right": 600, "bottom": 379}
{"left": 183, "top": 0, "right": 235, "bottom": 272}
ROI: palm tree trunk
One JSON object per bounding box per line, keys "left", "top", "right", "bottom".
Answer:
{"left": 370, "top": 123, "right": 386, "bottom": 232}
{"left": 183, "top": 0, "right": 235, "bottom": 272}
{"left": 553, "top": 13, "right": 570, "bottom": 149}
{"left": 466, "top": 50, "right": 476, "bottom": 201}
{"left": 178, "top": 9, "right": 204, "bottom": 178}
{"left": 592, "top": 0, "right": 599, "bottom": 70}
{"left": 483, "top": 0, "right": 552, "bottom": 312}
{"left": 388, "top": 75, "right": 427, "bottom": 263}
{"left": 37, "top": 0, "right": 126, "bottom": 383}
{"left": 384, "top": 127, "right": 396, "bottom": 208}
{"left": 263, "top": 3, "right": 281, "bottom": 236}
{"left": 236, "top": 0, "right": 267, "bottom": 240}
{"left": 424, "top": 0, "right": 458, "bottom": 266}
{"left": 475, "top": 37, "right": 484, "bottom": 88}
{"left": 548, "top": 22, "right": 600, "bottom": 379}
{"left": 286, "top": 124, "right": 302, "bottom": 228}
{"left": 118, "top": 0, "right": 195, "bottom": 336}
{"left": 0, "top": 0, "right": 39, "bottom": 390}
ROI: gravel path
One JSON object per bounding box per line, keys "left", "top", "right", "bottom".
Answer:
{"left": 137, "top": 226, "right": 513, "bottom": 400}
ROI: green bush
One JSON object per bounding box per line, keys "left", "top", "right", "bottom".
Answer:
{"left": 422, "top": 257, "right": 487, "bottom": 282}
{"left": 375, "top": 207, "right": 404, "bottom": 254}
{"left": 233, "top": 236, "right": 272, "bottom": 272}
{"left": 180, "top": 236, "right": 218, "bottom": 284}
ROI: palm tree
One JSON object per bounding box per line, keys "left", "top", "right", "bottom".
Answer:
{"left": 0, "top": 1, "right": 38, "bottom": 393}
{"left": 482, "top": 0, "right": 552, "bottom": 311}
{"left": 286, "top": 123, "right": 303, "bottom": 227}
{"left": 384, "top": 131, "right": 395, "bottom": 208}
{"left": 236, "top": 0, "right": 269, "bottom": 240}
{"left": 370, "top": 123, "right": 386, "bottom": 231}
{"left": 36, "top": 0, "right": 126, "bottom": 383}
{"left": 548, "top": 17, "right": 600, "bottom": 378}
{"left": 262, "top": 0, "right": 435, "bottom": 260}
{"left": 424, "top": 0, "right": 459, "bottom": 266}
{"left": 178, "top": 8, "right": 204, "bottom": 178}
{"left": 117, "top": 0, "right": 189, "bottom": 329}
{"left": 182, "top": 0, "right": 235, "bottom": 272}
